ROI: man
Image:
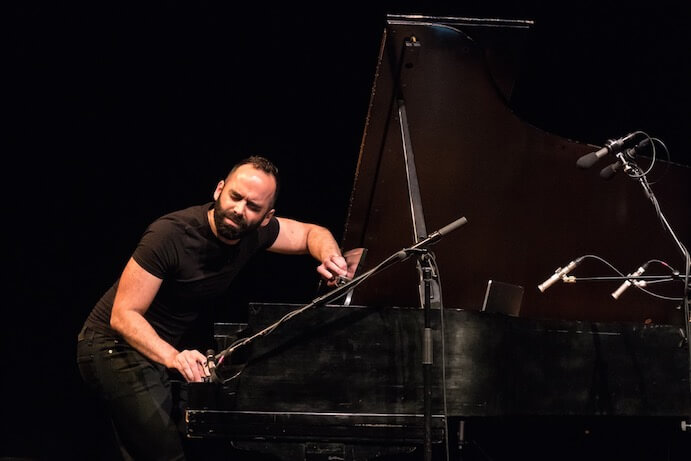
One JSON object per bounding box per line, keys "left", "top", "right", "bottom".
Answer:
{"left": 77, "top": 156, "right": 348, "bottom": 460}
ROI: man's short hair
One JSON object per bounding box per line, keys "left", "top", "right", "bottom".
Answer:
{"left": 228, "top": 156, "right": 280, "bottom": 207}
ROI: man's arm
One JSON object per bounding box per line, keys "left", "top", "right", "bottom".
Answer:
{"left": 270, "top": 217, "right": 348, "bottom": 282}
{"left": 110, "top": 257, "right": 209, "bottom": 382}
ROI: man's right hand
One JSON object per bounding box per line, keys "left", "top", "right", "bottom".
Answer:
{"left": 171, "top": 349, "right": 210, "bottom": 382}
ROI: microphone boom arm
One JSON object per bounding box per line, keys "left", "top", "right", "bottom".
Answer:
{"left": 211, "top": 216, "right": 468, "bottom": 383}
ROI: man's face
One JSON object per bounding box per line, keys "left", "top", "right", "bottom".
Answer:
{"left": 213, "top": 164, "right": 276, "bottom": 241}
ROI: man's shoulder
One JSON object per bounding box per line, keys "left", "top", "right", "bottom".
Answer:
{"left": 143, "top": 202, "right": 212, "bottom": 240}
{"left": 155, "top": 203, "right": 210, "bottom": 226}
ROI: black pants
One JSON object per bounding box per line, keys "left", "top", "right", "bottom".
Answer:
{"left": 76, "top": 325, "right": 186, "bottom": 461}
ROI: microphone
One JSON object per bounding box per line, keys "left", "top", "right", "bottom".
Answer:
{"left": 538, "top": 257, "right": 583, "bottom": 292}
{"left": 611, "top": 264, "right": 647, "bottom": 300}
{"left": 599, "top": 161, "right": 623, "bottom": 180}
{"left": 576, "top": 132, "right": 639, "bottom": 169}
{"left": 393, "top": 216, "right": 468, "bottom": 261}
{"left": 599, "top": 138, "right": 651, "bottom": 180}
{"left": 436, "top": 216, "right": 469, "bottom": 238}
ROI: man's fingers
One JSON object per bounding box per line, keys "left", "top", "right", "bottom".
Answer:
{"left": 176, "top": 350, "right": 209, "bottom": 382}
{"left": 324, "top": 256, "right": 347, "bottom": 276}
{"left": 330, "top": 255, "right": 348, "bottom": 273}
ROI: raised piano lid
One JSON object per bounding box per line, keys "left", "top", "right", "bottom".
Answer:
{"left": 340, "top": 15, "right": 690, "bottom": 325}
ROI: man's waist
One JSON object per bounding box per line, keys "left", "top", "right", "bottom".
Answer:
{"left": 79, "top": 321, "right": 121, "bottom": 341}
{"left": 80, "top": 319, "right": 181, "bottom": 346}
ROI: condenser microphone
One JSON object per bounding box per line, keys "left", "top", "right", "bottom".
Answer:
{"left": 611, "top": 264, "right": 648, "bottom": 300}
{"left": 599, "top": 138, "right": 651, "bottom": 180}
{"left": 599, "top": 161, "right": 623, "bottom": 180}
{"left": 538, "top": 257, "right": 584, "bottom": 292}
{"left": 576, "top": 132, "right": 640, "bottom": 169}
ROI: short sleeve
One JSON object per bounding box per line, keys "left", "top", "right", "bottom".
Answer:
{"left": 257, "top": 216, "right": 280, "bottom": 250}
{"left": 132, "top": 218, "right": 181, "bottom": 279}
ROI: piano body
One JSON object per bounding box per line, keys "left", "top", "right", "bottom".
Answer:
{"left": 186, "top": 15, "right": 691, "bottom": 460}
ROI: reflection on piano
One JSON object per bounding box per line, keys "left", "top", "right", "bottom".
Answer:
{"left": 186, "top": 15, "right": 691, "bottom": 460}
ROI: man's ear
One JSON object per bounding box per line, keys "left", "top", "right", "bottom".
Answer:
{"left": 261, "top": 209, "right": 275, "bottom": 226}
{"left": 212, "top": 180, "right": 225, "bottom": 201}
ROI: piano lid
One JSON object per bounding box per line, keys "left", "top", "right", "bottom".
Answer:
{"left": 341, "top": 15, "right": 690, "bottom": 324}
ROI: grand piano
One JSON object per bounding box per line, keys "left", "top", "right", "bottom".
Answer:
{"left": 185, "top": 15, "right": 691, "bottom": 460}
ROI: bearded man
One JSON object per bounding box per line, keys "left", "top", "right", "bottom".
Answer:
{"left": 77, "top": 156, "right": 347, "bottom": 460}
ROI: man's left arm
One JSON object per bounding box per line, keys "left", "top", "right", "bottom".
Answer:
{"left": 269, "top": 217, "right": 348, "bottom": 283}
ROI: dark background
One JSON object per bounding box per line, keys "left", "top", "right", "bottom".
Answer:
{"left": 5, "top": 1, "right": 691, "bottom": 459}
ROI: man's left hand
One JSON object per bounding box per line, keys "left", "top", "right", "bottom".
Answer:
{"left": 317, "top": 255, "right": 348, "bottom": 286}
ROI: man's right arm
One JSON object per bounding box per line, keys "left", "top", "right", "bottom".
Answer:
{"left": 110, "top": 257, "right": 209, "bottom": 382}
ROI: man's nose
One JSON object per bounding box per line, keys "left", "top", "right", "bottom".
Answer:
{"left": 233, "top": 200, "right": 246, "bottom": 215}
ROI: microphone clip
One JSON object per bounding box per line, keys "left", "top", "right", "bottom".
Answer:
{"left": 204, "top": 349, "right": 218, "bottom": 383}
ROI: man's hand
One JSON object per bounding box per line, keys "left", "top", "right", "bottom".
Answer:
{"left": 317, "top": 254, "right": 348, "bottom": 286}
{"left": 172, "top": 349, "right": 210, "bottom": 382}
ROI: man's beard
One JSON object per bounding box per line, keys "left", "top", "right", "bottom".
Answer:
{"left": 213, "top": 199, "right": 264, "bottom": 241}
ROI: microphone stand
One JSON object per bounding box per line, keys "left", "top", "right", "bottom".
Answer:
{"left": 627, "top": 162, "right": 691, "bottom": 396}
{"left": 420, "top": 252, "right": 434, "bottom": 461}
{"left": 212, "top": 216, "right": 469, "bottom": 395}
{"left": 404, "top": 248, "right": 437, "bottom": 460}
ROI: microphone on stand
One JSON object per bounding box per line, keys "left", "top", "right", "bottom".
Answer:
{"left": 611, "top": 264, "right": 648, "bottom": 299}
{"left": 538, "top": 257, "right": 584, "bottom": 292}
{"left": 576, "top": 132, "right": 640, "bottom": 169}
{"left": 599, "top": 138, "right": 651, "bottom": 180}
{"left": 599, "top": 160, "right": 623, "bottom": 180}
{"left": 395, "top": 216, "right": 468, "bottom": 259}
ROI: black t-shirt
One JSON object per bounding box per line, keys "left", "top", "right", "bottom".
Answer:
{"left": 85, "top": 202, "right": 280, "bottom": 345}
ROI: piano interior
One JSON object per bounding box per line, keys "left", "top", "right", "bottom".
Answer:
{"left": 186, "top": 15, "right": 691, "bottom": 461}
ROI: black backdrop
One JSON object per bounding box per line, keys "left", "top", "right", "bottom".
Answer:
{"left": 5, "top": 2, "right": 691, "bottom": 459}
